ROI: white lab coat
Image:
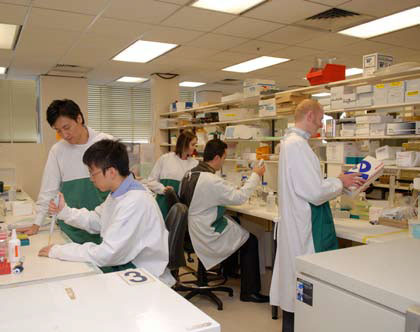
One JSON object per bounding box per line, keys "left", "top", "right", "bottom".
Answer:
{"left": 49, "top": 189, "right": 175, "bottom": 286}
{"left": 270, "top": 129, "right": 342, "bottom": 312}
{"left": 187, "top": 172, "right": 260, "bottom": 270}
{"left": 147, "top": 152, "right": 198, "bottom": 194}
{"left": 34, "top": 127, "right": 112, "bottom": 226}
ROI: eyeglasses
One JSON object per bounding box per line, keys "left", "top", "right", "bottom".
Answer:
{"left": 89, "top": 170, "right": 102, "bottom": 178}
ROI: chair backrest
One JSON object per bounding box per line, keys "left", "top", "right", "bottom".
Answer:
{"left": 164, "top": 187, "right": 180, "bottom": 212}
{"left": 165, "top": 203, "right": 188, "bottom": 270}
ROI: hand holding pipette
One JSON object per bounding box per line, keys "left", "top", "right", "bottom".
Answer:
{"left": 47, "top": 193, "right": 64, "bottom": 245}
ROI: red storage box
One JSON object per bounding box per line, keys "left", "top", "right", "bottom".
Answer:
{"left": 306, "top": 64, "right": 346, "bottom": 86}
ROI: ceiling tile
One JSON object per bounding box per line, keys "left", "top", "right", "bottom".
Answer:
{"left": 297, "top": 32, "right": 361, "bottom": 50}
{"left": 139, "top": 26, "right": 205, "bottom": 44}
{"left": 258, "top": 25, "right": 327, "bottom": 45}
{"left": 244, "top": 0, "right": 330, "bottom": 24}
{"left": 228, "top": 40, "right": 288, "bottom": 55}
{"left": 187, "top": 33, "right": 248, "bottom": 51}
{"left": 88, "top": 17, "right": 151, "bottom": 39}
{"left": 161, "top": 46, "right": 219, "bottom": 60}
{"left": 0, "top": 1, "right": 31, "bottom": 5}
{"left": 32, "top": 0, "right": 108, "bottom": 15}
{"left": 26, "top": 8, "right": 94, "bottom": 32}
{"left": 14, "top": 27, "right": 79, "bottom": 59}
{"left": 338, "top": 0, "right": 420, "bottom": 17}
{"left": 371, "top": 26, "right": 420, "bottom": 51}
{"left": 103, "top": 0, "right": 180, "bottom": 24}
{"left": 270, "top": 46, "right": 321, "bottom": 60}
{"left": 214, "top": 17, "right": 284, "bottom": 39}
{"left": 155, "top": 0, "right": 190, "bottom": 4}
{"left": 0, "top": 49, "right": 13, "bottom": 66}
{"left": 0, "top": 3, "right": 28, "bottom": 24}
{"left": 206, "top": 51, "right": 255, "bottom": 64}
{"left": 161, "top": 7, "right": 235, "bottom": 32}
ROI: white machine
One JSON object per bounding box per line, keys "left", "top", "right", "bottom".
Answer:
{"left": 225, "top": 125, "right": 270, "bottom": 139}
{"left": 295, "top": 239, "right": 420, "bottom": 332}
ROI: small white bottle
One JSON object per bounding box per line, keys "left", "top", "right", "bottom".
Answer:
{"left": 267, "top": 192, "right": 277, "bottom": 212}
{"left": 259, "top": 181, "right": 268, "bottom": 207}
{"left": 8, "top": 229, "right": 21, "bottom": 263}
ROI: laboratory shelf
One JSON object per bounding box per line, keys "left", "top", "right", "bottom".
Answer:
{"left": 324, "top": 101, "right": 420, "bottom": 115}
{"left": 314, "top": 135, "right": 420, "bottom": 140}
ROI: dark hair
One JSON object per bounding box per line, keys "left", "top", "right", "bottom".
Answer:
{"left": 175, "top": 131, "right": 197, "bottom": 157}
{"left": 83, "top": 139, "right": 130, "bottom": 176}
{"left": 46, "top": 99, "right": 85, "bottom": 127}
{"left": 203, "top": 139, "right": 227, "bottom": 162}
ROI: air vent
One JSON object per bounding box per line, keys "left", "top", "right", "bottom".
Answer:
{"left": 47, "top": 64, "right": 92, "bottom": 78}
{"left": 213, "top": 78, "right": 243, "bottom": 86}
{"left": 296, "top": 8, "right": 374, "bottom": 32}
{"left": 307, "top": 8, "right": 359, "bottom": 20}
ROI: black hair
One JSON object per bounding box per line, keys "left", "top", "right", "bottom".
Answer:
{"left": 203, "top": 139, "right": 228, "bottom": 162}
{"left": 83, "top": 139, "right": 130, "bottom": 176}
{"left": 46, "top": 99, "right": 85, "bottom": 127}
{"left": 175, "top": 131, "right": 197, "bottom": 157}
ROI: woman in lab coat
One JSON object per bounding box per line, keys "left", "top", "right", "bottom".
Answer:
{"left": 39, "top": 140, "right": 174, "bottom": 285}
{"left": 269, "top": 99, "right": 363, "bottom": 331}
{"left": 147, "top": 131, "right": 198, "bottom": 219}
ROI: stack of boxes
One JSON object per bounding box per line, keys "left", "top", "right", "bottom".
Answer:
{"left": 243, "top": 79, "right": 276, "bottom": 98}
{"left": 355, "top": 115, "right": 393, "bottom": 137}
{"left": 275, "top": 91, "right": 310, "bottom": 115}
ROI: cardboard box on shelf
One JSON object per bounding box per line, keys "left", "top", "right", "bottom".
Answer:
{"left": 244, "top": 84, "right": 275, "bottom": 98}
{"left": 326, "top": 142, "right": 359, "bottom": 163}
{"left": 373, "top": 83, "right": 388, "bottom": 105}
{"left": 387, "top": 122, "right": 416, "bottom": 135}
{"left": 243, "top": 79, "right": 275, "bottom": 87}
{"left": 318, "top": 97, "right": 330, "bottom": 106}
{"left": 343, "top": 92, "right": 357, "bottom": 108}
{"left": 221, "top": 92, "right": 244, "bottom": 102}
{"left": 362, "top": 53, "right": 393, "bottom": 76}
{"left": 225, "top": 125, "right": 270, "bottom": 139}
{"left": 370, "top": 123, "right": 387, "bottom": 136}
{"left": 356, "top": 92, "right": 373, "bottom": 107}
{"left": 356, "top": 85, "right": 373, "bottom": 94}
{"left": 356, "top": 114, "right": 393, "bottom": 124}
{"left": 159, "top": 118, "right": 178, "bottom": 129}
{"left": 405, "top": 79, "right": 420, "bottom": 103}
{"left": 376, "top": 145, "right": 402, "bottom": 160}
{"left": 387, "top": 81, "right": 405, "bottom": 104}
{"left": 355, "top": 123, "right": 370, "bottom": 136}
{"left": 258, "top": 98, "right": 276, "bottom": 117}
{"left": 275, "top": 91, "right": 310, "bottom": 104}
{"left": 340, "top": 129, "right": 355, "bottom": 137}
{"left": 402, "top": 142, "right": 420, "bottom": 151}
{"left": 396, "top": 151, "right": 420, "bottom": 167}
{"left": 218, "top": 108, "right": 257, "bottom": 122}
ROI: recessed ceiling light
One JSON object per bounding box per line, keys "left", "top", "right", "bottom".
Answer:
{"left": 179, "top": 81, "right": 206, "bottom": 87}
{"left": 346, "top": 68, "right": 363, "bottom": 77}
{"left": 222, "top": 56, "right": 290, "bottom": 73}
{"left": 113, "top": 40, "right": 178, "bottom": 63}
{"left": 312, "top": 92, "right": 331, "bottom": 97}
{"left": 0, "top": 23, "right": 20, "bottom": 50}
{"left": 338, "top": 6, "right": 420, "bottom": 39}
{"left": 116, "top": 76, "right": 148, "bottom": 83}
{"left": 0, "top": 67, "right": 6, "bottom": 74}
{"left": 191, "top": 0, "right": 266, "bottom": 15}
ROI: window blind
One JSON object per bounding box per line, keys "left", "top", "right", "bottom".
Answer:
{"left": 0, "top": 79, "right": 38, "bottom": 143}
{"left": 179, "top": 89, "right": 195, "bottom": 102}
{"left": 88, "top": 85, "right": 152, "bottom": 143}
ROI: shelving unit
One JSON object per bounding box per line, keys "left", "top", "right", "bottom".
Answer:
{"left": 324, "top": 101, "right": 420, "bottom": 115}
{"left": 315, "top": 135, "right": 420, "bottom": 140}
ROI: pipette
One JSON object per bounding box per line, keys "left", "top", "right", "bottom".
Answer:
{"left": 48, "top": 195, "right": 59, "bottom": 245}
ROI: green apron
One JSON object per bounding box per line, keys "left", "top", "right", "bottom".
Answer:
{"left": 310, "top": 202, "right": 339, "bottom": 253}
{"left": 59, "top": 178, "right": 108, "bottom": 245}
{"left": 211, "top": 206, "right": 228, "bottom": 234}
{"left": 156, "top": 179, "right": 180, "bottom": 220}
{"left": 60, "top": 177, "right": 136, "bottom": 273}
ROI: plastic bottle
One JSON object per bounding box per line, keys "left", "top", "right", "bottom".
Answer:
{"left": 266, "top": 192, "right": 277, "bottom": 212}
{"left": 259, "top": 181, "right": 268, "bottom": 207}
{"left": 241, "top": 175, "right": 248, "bottom": 187}
{"left": 8, "top": 229, "right": 21, "bottom": 263}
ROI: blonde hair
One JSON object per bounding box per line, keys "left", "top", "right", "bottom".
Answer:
{"left": 294, "top": 99, "right": 322, "bottom": 122}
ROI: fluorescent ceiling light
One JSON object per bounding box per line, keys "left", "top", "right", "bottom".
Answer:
{"left": 113, "top": 40, "right": 178, "bottom": 63}
{"left": 0, "top": 23, "right": 20, "bottom": 50}
{"left": 191, "top": 0, "right": 266, "bottom": 15}
{"left": 345, "top": 68, "right": 363, "bottom": 77}
{"left": 0, "top": 67, "right": 6, "bottom": 74}
{"left": 338, "top": 6, "right": 420, "bottom": 39}
{"left": 116, "top": 76, "right": 148, "bottom": 83}
{"left": 223, "top": 56, "right": 290, "bottom": 73}
{"left": 312, "top": 92, "right": 331, "bottom": 97}
{"left": 179, "top": 81, "right": 206, "bottom": 87}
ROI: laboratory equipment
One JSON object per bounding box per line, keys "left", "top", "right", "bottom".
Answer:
{"left": 8, "top": 229, "right": 21, "bottom": 263}
{"left": 259, "top": 181, "right": 268, "bottom": 207}
{"left": 48, "top": 195, "right": 59, "bottom": 245}
{"left": 266, "top": 192, "right": 277, "bottom": 212}
{"left": 295, "top": 239, "right": 420, "bottom": 332}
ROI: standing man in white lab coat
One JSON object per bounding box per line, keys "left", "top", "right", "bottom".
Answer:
{"left": 38, "top": 139, "right": 174, "bottom": 285}
{"left": 270, "top": 99, "right": 364, "bottom": 331}
{"left": 19, "top": 99, "right": 112, "bottom": 246}
{"left": 180, "top": 139, "right": 269, "bottom": 303}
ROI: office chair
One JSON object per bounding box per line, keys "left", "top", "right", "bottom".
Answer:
{"left": 165, "top": 188, "right": 194, "bottom": 263}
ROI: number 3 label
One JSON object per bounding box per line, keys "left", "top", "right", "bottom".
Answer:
{"left": 118, "top": 268, "right": 155, "bottom": 286}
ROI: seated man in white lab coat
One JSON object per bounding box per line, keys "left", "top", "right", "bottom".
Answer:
{"left": 270, "top": 99, "right": 365, "bottom": 332}
{"left": 38, "top": 139, "right": 174, "bottom": 286}
{"left": 180, "top": 139, "right": 268, "bottom": 303}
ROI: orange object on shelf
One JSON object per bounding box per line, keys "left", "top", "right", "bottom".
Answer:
{"left": 0, "top": 261, "right": 11, "bottom": 275}
{"left": 306, "top": 64, "right": 346, "bottom": 86}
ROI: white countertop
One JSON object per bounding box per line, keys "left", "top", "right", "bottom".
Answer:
{"left": 0, "top": 269, "right": 220, "bottom": 332}
{"left": 0, "top": 192, "right": 99, "bottom": 288}
{"left": 296, "top": 238, "right": 420, "bottom": 314}
{"left": 226, "top": 204, "right": 409, "bottom": 244}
